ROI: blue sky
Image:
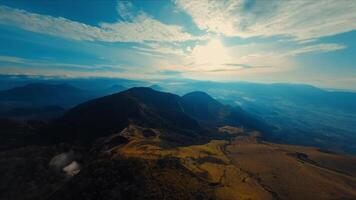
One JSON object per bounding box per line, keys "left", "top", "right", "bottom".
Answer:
{"left": 0, "top": 0, "right": 355, "bottom": 89}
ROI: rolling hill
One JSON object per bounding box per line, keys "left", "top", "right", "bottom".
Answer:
{"left": 48, "top": 87, "right": 205, "bottom": 145}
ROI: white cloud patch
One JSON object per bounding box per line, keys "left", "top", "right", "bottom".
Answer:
{"left": 175, "top": 0, "right": 356, "bottom": 41}
{"left": 0, "top": 5, "right": 197, "bottom": 42}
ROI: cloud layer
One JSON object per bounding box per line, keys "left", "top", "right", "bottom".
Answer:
{"left": 0, "top": 0, "right": 354, "bottom": 89}
{"left": 175, "top": 0, "right": 356, "bottom": 41}
{"left": 0, "top": 5, "right": 196, "bottom": 42}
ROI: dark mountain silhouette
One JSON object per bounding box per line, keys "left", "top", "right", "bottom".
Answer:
{"left": 48, "top": 87, "right": 205, "bottom": 145}
{"left": 182, "top": 91, "right": 224, "bottom": 121}
{"left": 0, "top": 83, "right": 97, "bottom": 108}
{"left": 45, "top": 88, "right": 273, "bottom": 145}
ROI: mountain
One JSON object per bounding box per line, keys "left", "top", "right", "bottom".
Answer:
{"left": 48, "top": 88, "right": 273, "bottom": 145}
{"left": 48, "top": 87, "right": 205, "bottom": 145}
{"left": 0, "top": 83, "right": 97, "bottom": 108}
{"left": 149, "top": 84, "right": 164, "bottom": 91}
{"left": 162, "top": 81, "right": 356, "bottom": 154}
{"left": 182, "top": 91, "right": 224, "bottom": 121}
{"left": 182, "top": 91, "right": 273, "bottom": 133}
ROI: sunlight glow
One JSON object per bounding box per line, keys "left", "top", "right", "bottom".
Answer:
{"left": 191, "top": 38, "right": 230, "bottom": 66}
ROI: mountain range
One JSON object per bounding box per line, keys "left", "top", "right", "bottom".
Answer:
{"left": 0, "top": 86, "right": 355, "bottom": 200}
{"left": 44, "top": 87, "right": 270, "bottom": 146}
{"left": 159, "top": 80, "right": 356, "bottom": 154}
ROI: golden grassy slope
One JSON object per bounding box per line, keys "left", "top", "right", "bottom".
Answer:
{"left": 109, "top": 125, "right": 356, "bottom": 200}
{"left": 227, "top": 136, "right": 356, "bottom": 200}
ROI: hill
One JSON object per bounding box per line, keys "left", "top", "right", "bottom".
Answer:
{"left": 47, "top": 87, "right": 206, "bottom": 145}
{"left": 48, "top": 88, "right": 272, "bottom": 145}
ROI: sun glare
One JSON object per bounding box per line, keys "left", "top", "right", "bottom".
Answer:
{"left": 192, "top": 38, "right": 230, "bottom": 66}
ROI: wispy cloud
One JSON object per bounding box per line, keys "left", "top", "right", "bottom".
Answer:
{"left": 0, "top": 4, "right": 197, "bottom": 42}
{"left": 175, "top": 0, "right": 356, "bottom": 41}
{"left": 287, "top": 43, "right": 346, "bottom": 56}
{"left": 224, "top": 63, "right": 271, "bottom": 69}
{"left": 0, "top": 55, "right": 126, "bottom": 71}
{"left": 0, "top": 55, "right": 27, "bottom": 64}
{"left": 132, "top": 42, "right": 186, "bottom": 57}
{"left": 116, "top": 1, "right": 135, "bottom": 20}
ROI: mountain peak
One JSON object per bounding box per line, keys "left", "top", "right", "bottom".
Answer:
{"left": 182, "top": 91, "right": 224, "bottom": 122}
{"left": 149, "top": 84, "right": 163, "bottom": 91}
{"left": 51, "top": 87, "right": 202, "bottom": 145}
{"left": 183, "top": 91, "right": 222, "bottom": 107}
{"left": 183, "top": 91, "right": 215, "bottom": 100}
{"left": 125, "top": 87, "right": 155, "bottom": 93}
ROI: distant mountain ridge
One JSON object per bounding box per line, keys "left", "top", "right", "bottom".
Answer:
{"left": 162, "top": 81, "right": 356, "bottom": 154}
{"left": 0, "top": 83, "right": 96, "bottom": 108}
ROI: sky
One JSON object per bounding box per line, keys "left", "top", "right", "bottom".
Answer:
{"left": 0, "top": 0, "right": 355, "bottom": 90}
